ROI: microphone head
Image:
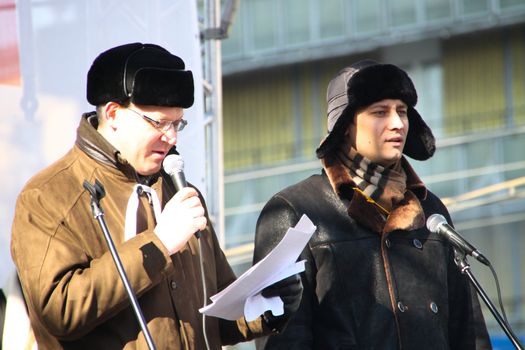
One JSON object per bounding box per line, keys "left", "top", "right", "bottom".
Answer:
{"left": 426, "top": 214, "right": 447, "bottom": 233}
{"left": 163, "top": 154, "right": 184, "bottom": 175}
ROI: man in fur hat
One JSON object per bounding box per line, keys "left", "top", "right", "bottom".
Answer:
{"left": 253, "top": 60, "right": 492, "bottom": 349}
{"left": 10, "top": 43, "right": 302, "bottom": 350}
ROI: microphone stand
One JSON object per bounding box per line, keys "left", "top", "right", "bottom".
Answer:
{"left": 453, "top": 249, "right": 524, "bottom": 350}
{"left": 83, "top": 180, "right": 156, "bottom": 350}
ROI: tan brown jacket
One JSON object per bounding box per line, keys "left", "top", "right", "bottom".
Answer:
{"left": 11, "top": 114, "right": 267, "bottom": 349}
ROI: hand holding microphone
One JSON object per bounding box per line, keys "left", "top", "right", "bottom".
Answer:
{"left": 154, "top": 155, "right": 207, "bottom": 255}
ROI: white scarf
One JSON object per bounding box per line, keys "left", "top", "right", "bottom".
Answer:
{"left": 124, "top": 184, "right": 162, "bottom": 241}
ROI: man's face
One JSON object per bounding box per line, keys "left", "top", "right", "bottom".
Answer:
{"left": 106, "top": 103, "right": 185, "bottom": 175}
{"left": 347, "top": 99, "right": 409, "bottom": 167}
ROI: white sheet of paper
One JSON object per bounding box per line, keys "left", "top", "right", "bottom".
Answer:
{"left": 199, "top": 214, "right": 316, "bottom": 321}
{"left": 245, "top": 294, "right": 282, "bottom": 323}
{"left": 243, "top": 259, "right": 306, "bottom": 321}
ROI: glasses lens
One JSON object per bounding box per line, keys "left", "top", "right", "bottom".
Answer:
{"left": 129, "top": 108, "right": 187, "bottom": 133}
{"left": 159, "top": 119, "right": 187, "bottom": 132}
{"left": 177, "top": 119, "right": 187, "bottom": 132}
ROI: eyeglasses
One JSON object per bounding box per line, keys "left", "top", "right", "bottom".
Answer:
{"left": 127, "top": 108, "right": 188, "bottom": 133}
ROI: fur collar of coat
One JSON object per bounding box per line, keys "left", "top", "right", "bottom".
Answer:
{"left": 322, "top": 154, "right": 427, "bottom": 235}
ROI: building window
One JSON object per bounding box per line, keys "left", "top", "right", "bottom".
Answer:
{"left": 389, "top": 0, "right": 418, "bottom": 27}
{"left": 318, "top": 0, "right": 345, "bottom": 39}
{"left": 425, "top": 0, "right": 451, "bottom": 21}
{"left": 461, "top": 0, "right": 489, "bottom": 15}
{"left": 500, "top": 0, "right": 525, "bottom": 9}
{"left": 250, "top": 0, "right": 278, "bottom": 50}
{"left": 283, "top": 0, "right": 310, "bottom": 44}
{"left": 405, "top": 62, "right": 444, "bottom": 137}
{"left": 354, "top": 0, "right": 382, "bottom": 34}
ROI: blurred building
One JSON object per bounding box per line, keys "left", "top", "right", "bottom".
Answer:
{"left": 220, "top": 0, "right": 525, "bottom": 347}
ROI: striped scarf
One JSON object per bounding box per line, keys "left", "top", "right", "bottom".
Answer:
{"left": 337, "top": 147, "right": 407, "bottom": 213}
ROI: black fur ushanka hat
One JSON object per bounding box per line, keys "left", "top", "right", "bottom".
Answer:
{"left": 316, "top": 60, "right": 435, "bottom": 161}
{"left": 87, "top": 42, "right": 194, "bottom": 108}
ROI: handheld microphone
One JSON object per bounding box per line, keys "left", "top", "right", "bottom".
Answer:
{"left": 162, "top": 154, "right": 201, "bottom": 239}
{"left": 163, "top": 154, "right": 187, "bottom": 192}
{"left": 163, "top": 154, "right": 209, "bottom": 349}
{"left": 426, "top": 214, "right": 489, "bottom": 266}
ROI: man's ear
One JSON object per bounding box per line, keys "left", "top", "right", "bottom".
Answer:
{"left": 344, "top": 115, "right": 356, "bottom": 137}
{"left": 102, "top": 102, "right": 121, "bottom": 130}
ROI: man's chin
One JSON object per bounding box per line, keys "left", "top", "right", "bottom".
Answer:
{"left": 137, "top": 164, "right": 162, "bottom": 176}
{"left": 380, "top": 154, "right": 402, "bottom": 167}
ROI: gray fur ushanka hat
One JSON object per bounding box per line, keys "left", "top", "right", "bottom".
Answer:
{"left": 87, "top": 42, "right": 194, "bottom": 108}
{"left": 316, "top": 59, "right": 436, "bottom": 161}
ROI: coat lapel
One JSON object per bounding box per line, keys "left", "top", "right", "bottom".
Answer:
{"left": 323, "top": 154, "right": 426, "bottom": 235}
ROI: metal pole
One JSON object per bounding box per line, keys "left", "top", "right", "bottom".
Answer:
{"left": 203, "top": 0, "right": 225, "bottom": 246}
{"left": 455, "top": 252, "right": 524, "bottom": 350}
{"left": 83, "top": 180, "right": 156, "bottom": 350}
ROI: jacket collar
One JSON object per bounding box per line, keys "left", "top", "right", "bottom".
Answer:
{"left": 322, "top": 155, "right": 427, "bottom": 235}
{"left": 75, "top": 112, "right": 160, "bottom": 186}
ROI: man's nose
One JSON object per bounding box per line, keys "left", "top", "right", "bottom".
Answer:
{"left": 389, "top": 111, "right": 405, "bottom": 129}
{"left": 161, "top": 128, "right": 178, "bottom": 145}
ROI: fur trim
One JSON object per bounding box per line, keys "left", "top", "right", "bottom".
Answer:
{"left": 321, "top": 153, "right": 352, "bottom": 196}
{"left": 322, "top": 153, "right": 426, "bottom": 235}
{"left": 383, "top": 191, "right": 425, "bottom": 233}
{"left": 348, "top": 191, "right": 387, "bottom": 233}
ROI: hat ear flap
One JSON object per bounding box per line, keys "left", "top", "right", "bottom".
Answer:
{"left": 404, "top": 108, "right": 436, "bottom": 160}
{"left": 316, "top": 105, "right": 356, "bottom": 158}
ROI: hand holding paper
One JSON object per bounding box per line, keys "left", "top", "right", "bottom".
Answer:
{"left": 199, "top": 214, "right": 316, "bottom": 321}
{"left": 260, "top": 273, "right": 303, "bottom": 326}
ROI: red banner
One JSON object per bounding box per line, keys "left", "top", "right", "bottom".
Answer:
{"left": 0, "top": 0, "right": 21, "bottom": 86}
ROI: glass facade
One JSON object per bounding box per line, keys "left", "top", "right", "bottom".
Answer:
{"left": 354, "top": 0, "right": 382, "bottom": 34}
{"left": 318, "top": 0, "right": 345, "bottom": 38}
{"left": 389, "top": 0, "right": 418, "bottom": 28}
{"left": 251, "top": 0, "right": 277, "bottom": 50}
{"left": 461, "top": 0, "right": 489, "bottom": 15}
{"left": 222, "top": 0, "right": 525, "bottom": 75}
{"left": 424, "top": 0, "right": 451, "bottom": 21}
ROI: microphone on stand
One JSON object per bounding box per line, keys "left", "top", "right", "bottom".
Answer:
{"left": 426, "top": 214, "right": 489, "bottom": 266}
{"left": 427, "top": 215, "right": 524, "bottom": 349}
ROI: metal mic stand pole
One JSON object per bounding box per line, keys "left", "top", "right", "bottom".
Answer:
{"left": 83, "top": 180, "right": 156, "bottom": 350}
{"left": 453, "top": 249, "right": 524, "bottom": 350}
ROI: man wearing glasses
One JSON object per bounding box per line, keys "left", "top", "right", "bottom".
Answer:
{"left": 10, "top": 43, "right": 302, "bottom": 349}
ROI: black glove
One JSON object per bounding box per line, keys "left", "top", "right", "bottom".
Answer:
{"left": 260, "top": 273, "right": 303, "bottom": 332}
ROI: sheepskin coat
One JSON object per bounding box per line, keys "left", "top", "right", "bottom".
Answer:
{"left": 253, "top": 160, "right": 491, "bottom": 350}
{"left": 11, "top": 113, "right": 268, "bottom": 350}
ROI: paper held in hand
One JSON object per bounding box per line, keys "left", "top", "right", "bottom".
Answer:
{"left": 199, "top": 214, "right": 316, "bottom": 321}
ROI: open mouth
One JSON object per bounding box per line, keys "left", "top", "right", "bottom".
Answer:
{"left": 151, "top": 150, "right": 167, "bottom": 158}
